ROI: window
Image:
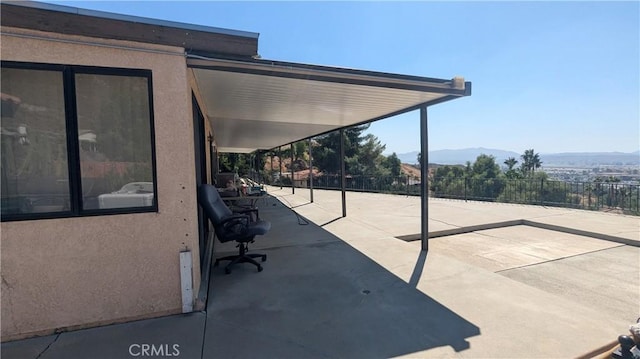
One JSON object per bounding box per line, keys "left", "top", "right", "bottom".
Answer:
{"left": 1, "top": 67, "right": 69, "bottom": 215}
{"left": 1, "top": 62, "right": 157, "bottom": 220}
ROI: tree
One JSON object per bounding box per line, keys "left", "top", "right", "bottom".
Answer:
{"left": 469, "top": 154, "right": 505, "bottom": 199}
{"left": 497, "top": 171, "right": 561, "bottom": 204}
{"left": 430, "top": 165, "right": 466, "bottom": 198}
{"left": 354, "top": 133, "right": 386, "bottom": 175}
{"left": 384, "top": 152, "right": 402, "bottom": 177}
{"left": 312, "top": 124, "right": 369, "bottom": 174}
{"left": 471, "top": 154, "right": 502, "bottom": 179}
{"left": 532, "top": 154, "right": 542, "bottom": 172}
{"left": 286, "top": 141, "right": 309, "bottom": 172}
{"left": 605, "top": 176, "right": 621, "bottom": 183}
{"left": 430, "top": 155, "right": 505, "bottom": 200}
{"left": 294, "top": 141, "right": 307, "bottom": 162}
{"left": 504, "top": 157, "right": 521, "bottom": 179}
{"left": 504, "top": 157, "right": 518, "bottom": 170}
{"left": 464, "top": 161, "right": 472, "bottom": 177}
{"left": 218, "top": 153, "right": 251, "bottom": 175}
{"left": 520, "top": 149, "right": 542, "bottom": 177}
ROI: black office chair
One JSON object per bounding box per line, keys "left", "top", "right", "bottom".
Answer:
{"left": 198, "top": 184, "right": 271, "bottom": 274}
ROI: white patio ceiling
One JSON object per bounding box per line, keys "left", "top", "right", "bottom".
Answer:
{"left": 188, "top": 57, "right": 471, "bottom": 153}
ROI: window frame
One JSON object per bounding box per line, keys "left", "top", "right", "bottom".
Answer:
{"left": 1, "top": 61, "right": 158, "bottom": 222}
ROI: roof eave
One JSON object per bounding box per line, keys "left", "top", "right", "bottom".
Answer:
{"left": 189, "top": 56, "right": 471, "bottom": 154}
{"left": 0, "top": 1, "right": 260, "bottom": 58}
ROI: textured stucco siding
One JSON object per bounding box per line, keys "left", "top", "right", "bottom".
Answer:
{"left": 1, "top": 27, "right": 201, "bottom": 341}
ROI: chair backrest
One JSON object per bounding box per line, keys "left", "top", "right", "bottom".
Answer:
{"left": 198, "top": 184, "right": 233, "bottom": 226}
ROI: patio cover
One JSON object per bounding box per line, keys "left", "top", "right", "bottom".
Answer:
{"left": 187, "top": 56, "right": 471, "bottom": 153}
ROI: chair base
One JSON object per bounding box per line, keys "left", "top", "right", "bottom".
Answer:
{"left": 214, "top": 243, "right": 266, "bottom": 274}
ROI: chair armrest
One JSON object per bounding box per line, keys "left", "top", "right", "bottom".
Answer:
{"left": 220, "top": 213, "right": 249, "bottom": 224}
{"left": 233, "top": 207, "right": 257, "bottom": 214}
{"left": 233, "top": 207, "right": 259, "bottom": 221}
{"left": 219, "top": 213, "right": 250, "bottom": 234}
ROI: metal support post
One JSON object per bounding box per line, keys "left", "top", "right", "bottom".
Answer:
{"left": 420, "top": 106, "right": 429, "bottom": 252}
{"left": 279, "top": 146, "right": 282, "bottom": 189}
{"left": 207, "top": 133, "right": 214, "bottom": 185}
{"left": 291, "top": 143, "right": 295, "bottom": 194}
{"left": 309, "top": 138, "right": 314, "bottom": 203}
{"left": 340, "top": 129, "right": 346, "bottom": 217}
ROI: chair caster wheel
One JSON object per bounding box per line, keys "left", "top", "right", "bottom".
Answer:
{"left": 261, "top": 255, "right": 267, "bottom": 262}
{"left": 257, "top": 266, "right": 263, "bottom": 272}
{"left": 225, "top": 268, "right": 231, "bottom": 274}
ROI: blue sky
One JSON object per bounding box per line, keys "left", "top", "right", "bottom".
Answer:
{"left": 46, "top": 1, "right": 639, "bottom": 155}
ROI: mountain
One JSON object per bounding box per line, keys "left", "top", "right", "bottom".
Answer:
{"left": 540, "top": 152, "right": 639, "bottom": 166}
{"left": 396, "top": 151, "right": 420, "bottom": 164}
{"left": 395, "top": 148, "right": 640, "bottom": 167}
{"left": 430, "top": 148, "right": 520, "bottom": 165}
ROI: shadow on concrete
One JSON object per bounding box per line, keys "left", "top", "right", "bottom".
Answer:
{"left": 291, "top": 202, "right": 312, "bottom": 209}
{"left": 204, "top": 202, "right": 480, "bottom": 358}
{"left": 409, "top": 250, "right": 428, "bottom": 288}
{"left": 319, "top": 217, "right": 343, "bottom": 227}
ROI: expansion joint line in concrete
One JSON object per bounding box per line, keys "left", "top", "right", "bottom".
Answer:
{"left": 200, "top": 314, "right": 208, "bottom": 359}
{"left": 35, "top": 333, "right": 60, "bottom": 359}
{"left": 521, "top": 220, "right": 639, "bottom": 247}
{"left": 429, "top": 217, "right": 463, "bottom": 228}
{"left": 493, "top": 244, "right": 627, "bottom": 274}
{"left": 397, "top": 219, "right": 639, "bottom": 247}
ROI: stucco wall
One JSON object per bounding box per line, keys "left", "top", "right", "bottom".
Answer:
{"left": 1, "top": 28, "right": 201, "bottom": 341}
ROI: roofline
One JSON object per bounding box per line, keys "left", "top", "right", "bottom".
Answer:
{"left": 249, "top": 58, "right": 457, "bottom": 85}
{"left": 187, "top": 54, "right": 465, "bottom": 87}
{"left": 187, "top": 55, "right": 471, "bottom": 95}
{"left": 187, "top": 55, "right": 471, "bottom": 154}
{"left": 1, "top": 1, "right": 259, "bottom": 57}
{"left": 2, "top": 0, "right": 259, "bottom": 39}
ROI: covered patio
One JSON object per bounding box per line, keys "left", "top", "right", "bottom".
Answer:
{"left": 189, "top": 55, "right": 471, "bottom": 254}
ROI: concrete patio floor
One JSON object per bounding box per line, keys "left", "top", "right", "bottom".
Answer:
{"left": 207, "top": 187, "right": 639, "bottom": 358}
{"left": 2, "top": 186, "right": 639, "bottom": 358}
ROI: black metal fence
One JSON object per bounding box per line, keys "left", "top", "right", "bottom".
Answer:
{"left": 309, "top": 174, "right": 423, "bottom": 196}
{"left": 275, "top": 174, "right": 639, "bottom": 215}
{"left": 431, "top": 177, "right": 639, "bottom": 215}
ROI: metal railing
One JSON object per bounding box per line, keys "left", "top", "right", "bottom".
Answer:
{"left": 309, "top": 174, "right": 423, "bottom": 196}
{"left": 273, "top": 174, "right": 639, "bottom": 216}
{"left": 431, "top": 177, "right": 639, "bottom": 215}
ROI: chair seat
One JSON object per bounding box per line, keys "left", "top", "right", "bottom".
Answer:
{"left": 217, "top": 219, "right": 270, "bottom": 243}
{"left": 243, "top": 219, "right": 271, "bottom": 237}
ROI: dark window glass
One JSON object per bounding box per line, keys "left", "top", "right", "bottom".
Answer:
{"left": 1, "top": 68, "right": 70, "bottom": 215}
{"left": 0, "top": 63, "right": 156, "bottom": 220}
{"left": 75, "top": 74, "right": 154, "bottom": 210}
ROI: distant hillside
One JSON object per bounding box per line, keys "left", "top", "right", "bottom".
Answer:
{"left": 400, "top": 163, "right": 445, "bottom": 180}
{"left": 395, "top": 148, "right": 639, "bottom": 167}
{"left": 541, "top": 152, "right": 639, "bottom": 167}
{"left": 400, "top": 163, "right": 421, "bottom": 178}
{"left": 396, "top": 151, "right": 420, "bottom": 164}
